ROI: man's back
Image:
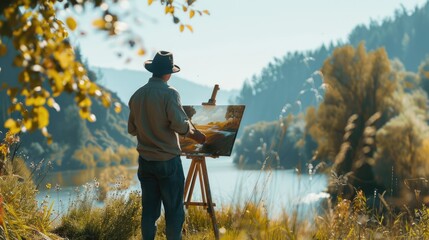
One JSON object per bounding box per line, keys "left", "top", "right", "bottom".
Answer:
{"left": 128, "top": 77, "right": 190, "bottom": 161}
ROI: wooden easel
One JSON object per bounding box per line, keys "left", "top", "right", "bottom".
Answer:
{"left": 183, "top": 84, "right": 220, "bottom": 240}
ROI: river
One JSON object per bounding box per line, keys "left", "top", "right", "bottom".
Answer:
{"left": 37, "top": 157, "right": 328, "bottom": 219}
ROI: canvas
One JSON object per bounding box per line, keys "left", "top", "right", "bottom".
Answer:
{"left": 180, "top": 105, "right": 245, "bottom": 156}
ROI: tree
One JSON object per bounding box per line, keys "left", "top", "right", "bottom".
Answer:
{"left": 419, "top": 57, "right": 429, "bottom": 95}
{"left": 373, "top": 91, "right": 429, "bottom": 206}
{"left": 0, "top": 0, "right": 208, "bottom": 141}
{"left": 314, "top": 43, "right": 398, "bottom": 198}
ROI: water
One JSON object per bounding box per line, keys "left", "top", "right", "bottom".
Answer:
{"left": 37, "top": 157, "right": 328, "bottom": 219}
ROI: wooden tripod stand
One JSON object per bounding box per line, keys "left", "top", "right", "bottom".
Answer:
{"left": 183, "top": 85, "right": 220, "bottom": 240}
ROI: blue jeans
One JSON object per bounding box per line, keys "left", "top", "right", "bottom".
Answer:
{"left": 137, "top": 155, "right": 185, "bottom": 240}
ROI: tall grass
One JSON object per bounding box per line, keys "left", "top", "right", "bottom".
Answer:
{"left": 3, "top": 128, "right": 429, "bottom": 239}
{"left": 54, "top": 183, "right": 141, "bottom": 240}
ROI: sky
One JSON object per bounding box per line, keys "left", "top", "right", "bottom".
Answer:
{"left": 65, "top": 0, "right": 428, "bottom": 90}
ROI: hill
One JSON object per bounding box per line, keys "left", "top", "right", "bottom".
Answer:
{"left": 233, "top": 1, "right": 429, "bottom": 169}
{"left": 234, "top": 1, "right": 429, "bottom": 127}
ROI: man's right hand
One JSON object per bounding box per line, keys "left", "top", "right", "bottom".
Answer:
{"left": 189, "top": 129, "right": 206, "bottom": 144}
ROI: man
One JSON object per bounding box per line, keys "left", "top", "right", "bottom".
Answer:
{"left": 128, "top": 51, "right": 206, "bottom": 240}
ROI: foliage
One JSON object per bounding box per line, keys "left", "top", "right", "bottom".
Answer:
{"left": 373, "top": 91, "right": 429, "bottom": 206}
{"left": 311, "top": 43, "right": 397, "bottom": 199}
{"left": 0, "top": 0, "right": 208, "bottom": 139}
{"left": 1, "top": 40, "right": 137, "bottom": 171}
{"left": 419, "top": 57, "right": 429, "bottom": 95}
{"left": 315, "top": 190, "right": 429, "bottom": 239}
{"left": 0, "top": 175, "right": 60, "bottom": 239}
{"left": 0, "top": 133, "right": 61, "bottom": 239}
{"left": 72, "top": 144, "right": 138, "bottom": 169}
{"left": 54, "top": 184, "right": 142, "bottom": 240}
{"left": 233, "top": 114, "right": 317, "bottom": 170}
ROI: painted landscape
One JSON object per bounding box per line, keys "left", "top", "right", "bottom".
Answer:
{"left": 180, "top": 105, "right": 245, "bottom": 156}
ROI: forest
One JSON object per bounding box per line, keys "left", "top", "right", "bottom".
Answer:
{"left": 233, "top": 2, "right": 429, "bottom": 173}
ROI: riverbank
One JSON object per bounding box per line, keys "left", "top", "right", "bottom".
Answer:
{"left": 36, "top": 157, "right": 328, "bottom": 220}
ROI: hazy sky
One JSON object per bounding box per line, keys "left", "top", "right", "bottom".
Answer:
{"left": 66, "top": 0, "right": 427, "bottom": 90}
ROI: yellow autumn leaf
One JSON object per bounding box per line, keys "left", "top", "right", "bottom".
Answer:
{"left": 47, "top": 135, "right": 53, "bottom": 145}
{"left": 34, "top": 95, "right": 47, "bottom": 106}
{"left": 46, "top": 183, "right": 51, "bottom": 190}
{"left": 66, "top": 17, "right": 77, "bottom": 31}
{"left": 148, "top": 0, "right": 153, "bottom": 5}
{"left": 101, "top": 94, "right": 111, "bottom": 107}
{"left": 88, "top": 82, "right": 99, "bottom": 95}
{"left": 4, "top": 119, "right": 20, "bottom": 134}
{"left": 182, "top": 6, "right": 188, "bottom": 12}
{"left": 114, "top": 102, "right": 122, "bottom": 113}
{"left": 25, "top": 96, "right": 35, "bottom": 106}
{"left": 4, "top": 119, "right": 15, "bottom": 129}
{"left": 8, "top": 103, "right": 23, "bottom": 114}
{"left": 0, "top": 144, "right": 8, "bottom": 157}
{"left": 190, "top": 10, "right": 195, "bottom": 18}
{"left": 19, "top": 70, "right": 30, "bottom": 83}
{"left": 21, "top": 88, "right": 29, "bottom": 97}
{"left": 186, "top": 25, "right": 194, "bottom": 33}
{"left": 0, "top": 43, "right": 7, "bottom": 56}
{"left": 137, "top": 48, "right": 146, "bottom": 56}
{"left": 23, "top": 118, "right": 33, "bottom": 131}
{"left": 78, "top": 97, "right": 92, "bottom": 108}
{"left": 47, "top": 97, "right": 55, "bottom": 107}
{"left": 6, "top": 88, "right": 19, "bottom": 100}
{"left": 35, "top": 106, "right": 49, "bottom": 129}
{"left": 92, "top": 19, "right": 105, "bottom": 28}
{"left": 79, "top": 108, "right": 90, "bottom": 119}
{"left": 203, "top": 10, "right": 210, "bottom": 15}
{"left": 180, "top": 24, "right": 185, "bottom": 32}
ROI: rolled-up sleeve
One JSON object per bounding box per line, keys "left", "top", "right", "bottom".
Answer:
{"left": 128, "top": 99, "right": 137, "bottom": 136}
{"left": 166, "top": 90, "right": 190, "bottom": 135}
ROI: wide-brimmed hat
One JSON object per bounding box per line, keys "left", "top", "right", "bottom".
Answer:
{"left": 144, "top": 51, "right": 180, "bottom": 75}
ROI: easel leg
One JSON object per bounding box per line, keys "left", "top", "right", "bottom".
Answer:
{"left": 201, "top": 160, "right": 220, "bottom": 239}
{"left": 184, "top": 160, "right": 196, "bottom": 198}
{"left": 198, "top": 163, "right": 207, "bottom": 204}
{"left": 185, "top": 162, "right": 199, "bottom": 206}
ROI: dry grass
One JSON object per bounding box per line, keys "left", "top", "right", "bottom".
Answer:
{"left": 3, "top": 132, "right": 429, "bottom": 240}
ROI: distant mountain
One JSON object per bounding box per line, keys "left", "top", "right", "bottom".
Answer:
{"left": 95, "top": 67, "right": 238, "bottom": 106}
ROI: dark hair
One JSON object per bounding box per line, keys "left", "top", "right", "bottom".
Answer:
{"left": 153, "top": 73, "right": 169, "bottom": 78}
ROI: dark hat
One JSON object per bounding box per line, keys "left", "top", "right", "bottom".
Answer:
{"left": 144, "top": 51, "right": 180, "bottom": 75}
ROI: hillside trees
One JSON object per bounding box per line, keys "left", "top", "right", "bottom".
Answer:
{"left": 234, "top": 2, "right": 429, "bottom": 128}
{"left": 314, "top": 43, "right": 397, "bottom": 198}
{"left": 233, "top": 113, "right": 316, "bottom": 170}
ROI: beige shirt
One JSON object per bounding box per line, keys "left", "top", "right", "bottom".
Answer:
{"left": 128, "top": 77, "right": 191, "bottom": 161}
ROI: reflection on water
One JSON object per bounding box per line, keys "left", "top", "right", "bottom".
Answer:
{"left": 37, "top": 167, "right": 137, "bottom": 188}
{"left": 37, "top": 157, "right": 328, "bottom": 218}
